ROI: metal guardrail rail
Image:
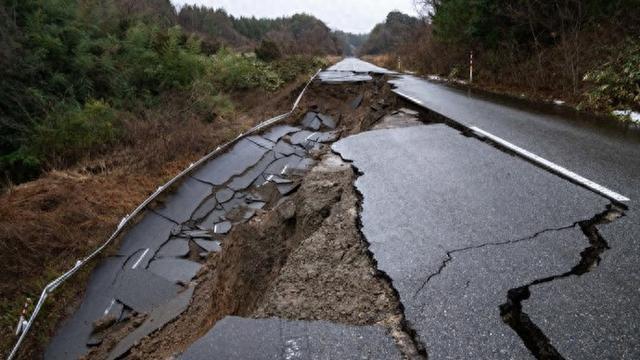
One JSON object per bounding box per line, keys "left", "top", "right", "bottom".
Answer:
{"left": 7, "top": 70, "right": 321, "bottom": 360}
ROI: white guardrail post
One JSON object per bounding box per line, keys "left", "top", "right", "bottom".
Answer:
{"left": 7, "top": 69, "right": 321, "bottom": 360}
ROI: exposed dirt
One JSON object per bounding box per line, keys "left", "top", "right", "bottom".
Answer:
{"left": 122, "top": 154, "right": 402, "bottom": 360}
{"left": 253, "top": 155, "right": 397, "bottom": 324}
{"left": 287, "top": 75, "right": 397, "bottom": 135}
{"left": 77, "top": 75, "right": 414, "bottom": 359}
{"left": 3, "top": 70, "right": 412, "bottom": 359}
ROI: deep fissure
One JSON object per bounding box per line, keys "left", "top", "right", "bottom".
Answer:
{"left": 333, "top": 149, "right": 428, "bottom": 360}
{"left": 499, "top": 205, "right": 624, "bottom": 360}
{"left": 346, "top": 91, "right": 629, "bottom": 360}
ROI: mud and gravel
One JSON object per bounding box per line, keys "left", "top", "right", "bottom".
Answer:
{"left": 109, "top": 154, "right": 402, "bottom": 359}
{"left": 75, "top": 75, "right": 415, "bottom": 360}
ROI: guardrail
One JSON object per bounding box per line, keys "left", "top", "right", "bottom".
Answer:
{"left": 7, "top": 69, "right": 321, "bottom": 360}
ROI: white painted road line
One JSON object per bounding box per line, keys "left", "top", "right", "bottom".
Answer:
{"left": 131, "top": 248, "right": 149, "bottom": 270}
{"left": 103, "top": 299, "right": 116, "bottom": 316}
{"left": 393, "top": 90, "right": 424, "bottom": 106}
{"left": 471, "top": 126, "right": 630, "bottom": 203}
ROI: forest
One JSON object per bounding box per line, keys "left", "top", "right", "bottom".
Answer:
{"left": 0, "top": 0, "right": 349, "bottom": 185}
{"left": 374, "top": 0, "right": 640, "bottom": 115}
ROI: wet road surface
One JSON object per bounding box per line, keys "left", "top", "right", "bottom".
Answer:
{"left": 332, "top": 58, "right": 640, "bottom": 359}
{"left": 46, "top": 114, "right": 342, "bottom": 359}
{"left": 333, "top": 124, "right": 609, "bottom": 358}
{"left": 44, "top": 58, "right": 639, "bottom": 359}
{"left": 180, "top": 317, "right": 401, "bottom": 360}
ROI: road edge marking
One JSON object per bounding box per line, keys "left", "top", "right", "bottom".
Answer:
{"left": 471, "top": 126, "right": 630, "bottom": 203}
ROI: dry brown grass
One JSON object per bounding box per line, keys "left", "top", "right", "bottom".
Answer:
{"left": 0, "top": 76, "right": 308, "bottom": 359}
{"left": 361, "top": 54, "right": 398, "bottom": 71}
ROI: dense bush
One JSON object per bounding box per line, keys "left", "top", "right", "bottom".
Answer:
{"left": 209, "top": 49, "right": 283, "bottom": 92}
{"left": 30, "top": 100, "right": 119, "bottom": 164}
{"left": 582, "top": 40, "right": 640, "bottom": 111}
{"left": 389, "top": 0, "right": 640, "bottom": 111}
{"left": 271, "top": 55, "right": 328, "bottom": 82}
{"left": 0, "top": 0, "right": 323, "bottom": 184}
{"left": 255, "top": 40, "right": 282, "bottom": 62}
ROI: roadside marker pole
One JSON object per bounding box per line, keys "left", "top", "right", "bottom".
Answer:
{"left": 469, "top": 51, "right": 473, "bottom": 84}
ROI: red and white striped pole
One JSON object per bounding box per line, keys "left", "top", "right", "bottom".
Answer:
{"left": 15, "top": 298, "right": 32, "bottom": 336}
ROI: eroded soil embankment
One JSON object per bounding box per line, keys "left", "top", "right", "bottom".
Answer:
{"left": 124, "top": 155, "right": 401, "bottom": 359}
{"left": 82, "top": 75, "right": 423, "bottom": 359}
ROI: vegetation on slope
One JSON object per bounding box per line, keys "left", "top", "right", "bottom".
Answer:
{"left": 0, "top": 1, "right": 331, "bottom": 357}
{"left": 177, "top": 6, "right": 342, "bottom": 55}
{"left": 358, "top": 11, "right": 422, "bottom": 55}
{"left": 0, "top": 0, "right": 328, "bottom": 185}
{"left": 389, "top": 0, "right": 640, "bottom": 114}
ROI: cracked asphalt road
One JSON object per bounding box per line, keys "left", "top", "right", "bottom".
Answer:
{"left": 332, "top": 58, "right": 640, "bottom": 359}
{"left": 43, "top": 58, "right": 639, "bottom": 359}
{"left": 46, "top": 117, "right": 343, "bottom": 359}
{"left": 333, "top": 124, "right": 609, "bottom": 358}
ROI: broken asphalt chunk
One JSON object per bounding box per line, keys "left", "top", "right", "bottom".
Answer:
{"left": 191, "top": 196, "right": 218, "bottom": 221}
{"left": 148, "top": 258, "right": 202, "bottom": 284}
{"left": 290, "top": 130, "right": 316, "bottom": 146}
{"left": 246, "top": 135, "right": 275, "bottom": 150}
{"left": 213, "top": 220, "right": 232, "bottom": 234}
{"left": 215, "top": 187, "right": 235, "bottom": 203}
{"left": 194, "top": 239, "right": 221, "bottom": 253}
{"left": 262, "top": 125, "right": 300, "bottom": 143}
{"left": 301, "top": 112, "right": 318, "bottom": 129}
{"left": 107, "top": 287, "right": 194, "bottom": 360}
{"left": 157, "top": 238, "right": 190, "bottom": 258}
{"left": 153, "top": 177, "right": 213, "bottom": 224}
{"left": 198, "top": 207, "right": 226, "bottom": 230}
{"left": 117, "top": 212, "right": 175, "bottom": 259}
{"left": 273, "top": 140, "right": 298, "bottom": 158}
{"left": 114, "top": 269, "right": 181, "bottom": 314}
{"left": 318, "top": 70, "right": 374, "bottom": 83}
{"left": 264, "top": 155, "right": 302, "bottom": 176}
{"left": 182, "top": 229, "right": 213, "bottom": 239}
{"left": 221, "top": 194, "right": 246, "bottom": 213}
{"left": 192, "top": 139, "right": 267, "bottom": 186}
{"left": 227, "top": 151, "right": 277, "bottom": 191}
{"left": 276, "top": 182, "right": 299, "bottom": 196}
{"left": 267, "top": 175, "right": 293, "bottom": 184}
{"left": 312, "top": 131, "right": 340, "bottom": 143}
{"left": 317, "top": 113, "right": 336, "bottom": 129}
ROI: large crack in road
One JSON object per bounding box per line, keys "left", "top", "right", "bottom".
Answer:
{"left": 500, "top": 206, "right": 623, "bottom": 359}
{"left": 332, "top": 117, "right": 612, "bottom": 359}
{"left": 43, "top": 59, "right": 636, "bottom": 360}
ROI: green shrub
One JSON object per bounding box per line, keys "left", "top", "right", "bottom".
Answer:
{"left": 582, "top": 39, "right": 640, "bottom": 111}
{"left": 190, "top": 79, "right": 235, "bottom": 121}
{"left": 30, "top": 100, "right": 119, "bottom": 163}
{"left": 209, "top": 48, "right": 283, "bottom": 91}
{"left": 255, "top": 40, "right": 282, "bottom": 62}
{"left": 271, "top": 55, "right": 327, "bottom": 82}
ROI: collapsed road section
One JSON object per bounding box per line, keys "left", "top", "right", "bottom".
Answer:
{"left": 44, "top": 62, "right": 426, "bottom": 360}
{"left": 39, "top": 58, "right": 637, "bottom": 360}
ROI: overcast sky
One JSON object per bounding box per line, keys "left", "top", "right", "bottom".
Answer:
{"left": 170, "top": 0, "right": 421, "bottom": 33}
